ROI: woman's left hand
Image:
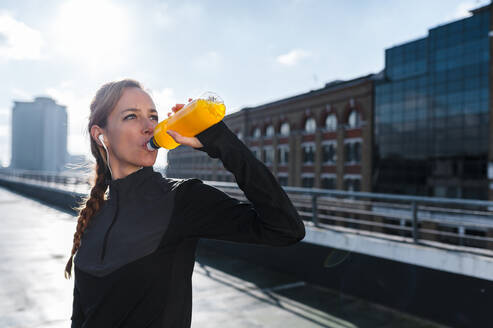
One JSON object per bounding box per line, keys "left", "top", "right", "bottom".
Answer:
{"left": 166, "top": 98, "right": 204, "bottom": 149}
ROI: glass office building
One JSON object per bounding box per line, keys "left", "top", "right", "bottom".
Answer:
{"left": 374, "top": 5, "right": 490, "bottom": 199}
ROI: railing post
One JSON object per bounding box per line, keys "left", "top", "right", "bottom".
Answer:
{"left": 412, "top": 201, "right": 419, "bottom": 243}
{"left": 458, "top": 226, "right": 465, "bottom": 246}
{"left": 312, "top": 194, "right": 319, "bottom": 227}
{"left": 399, "top": 218, "right": 406, "bottom": 237}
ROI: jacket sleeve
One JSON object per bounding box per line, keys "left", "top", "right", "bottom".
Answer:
{"left": 70, "top": 284, "right": 84, "bottom": 328}
{"left": 171, "top": 120, "right": 305, "bottom": 246}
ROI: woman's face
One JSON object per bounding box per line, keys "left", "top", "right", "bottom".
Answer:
{"left": 101, "top": 87, "right": 159, "bottom": 174}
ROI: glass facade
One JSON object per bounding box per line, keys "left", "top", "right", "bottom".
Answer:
{"left": 374, "top": 9, "right": 490, "bottom": 199}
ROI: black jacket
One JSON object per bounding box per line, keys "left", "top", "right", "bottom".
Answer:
{"left": 71, "top": 120, "right": 306, "bottom": 327}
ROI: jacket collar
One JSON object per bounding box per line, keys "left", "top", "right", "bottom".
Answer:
{"left": 108, "top": 166, "right": 155, "bottom": 198}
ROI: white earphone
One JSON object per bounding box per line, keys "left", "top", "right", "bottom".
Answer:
{"left": 98, "top": 134, "right": 113, "bottom": 178}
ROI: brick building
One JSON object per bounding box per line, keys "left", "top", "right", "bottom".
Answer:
{"left": 165, "top": 74, "right": 375, "bottom": 192}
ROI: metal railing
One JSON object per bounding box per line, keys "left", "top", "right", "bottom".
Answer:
{"left": 210, "top": 181, "right": 493, "bottom": 253}
{"left": 1, "top": 168, "right": 493, "bottom": 253}
{"left": 0, "top": 168, "right": 92, "bottom": 193}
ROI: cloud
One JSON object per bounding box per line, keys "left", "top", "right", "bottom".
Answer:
{"left": 48, "top": 0, "right": 132, "bottom": 73}
{"left": 192, "top": 51, "right": 222, "bottom": 71}
{"left": 10, "top": 87, "right": 32, "bottom": 100}
{"left": 276, "top": 49, "right": 311, "bottom": 66}
{"left": 0, "top": 106, "right": 10, "bottom": 125}
{"left": 152, "top": 2, "right": 203, "bottom": 30}
{"left": 0, "top": 121, "right": 10, "bottom": 167}
{"left": 0, "top": 125, "right": 9, "bottom": 137}
{"left": 450, "top": 0, "right": 489, "bottom": 20}
{"left": 0, "top": 11, "right": 44, "bottom": 61}
{"left": 148, "top": 87, "right": 178, "bottom": 115}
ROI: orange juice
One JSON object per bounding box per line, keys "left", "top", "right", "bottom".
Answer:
{"left": 147, "top": 92, "right": 226, "bottom": 150}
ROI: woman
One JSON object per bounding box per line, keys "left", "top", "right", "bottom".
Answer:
{"left": 65, "top": 78, "right": 305, "bottom": 327}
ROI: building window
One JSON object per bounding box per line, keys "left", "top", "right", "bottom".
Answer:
{"left": 251, "top": 147, "right": 259, "bottom": 159}
{"left": 325, "top": 114, "right": 337, "bottom": 131}
{"left": 344, "top": 178, "right": 361, "bottom": 192}
{"left": 302, "top": 176, "right": 314, "bottom": 188}
{"left": 304, "top": 117, "right": 316, "bottom": 133}
{"left": 321, "top": 177, "right": 336, "bottom": 189}
{"left": 344, "top": 141, "right": 362, "bottom": 163}
{"left": 345, "top": 143, "right": 352, "bottom": 162}
{"left": 353, "top": 142, "right": 361, "bottom": 162}
{"left": 280, "top": 122, "right": 290, "bottom": 136}
{"left": 253, "top": 127, "right": 261, "bottom": 138}
{"left": 302, "top": 144, "right": 315, "bottom": 164}
{"left": 322, "top": 144, "right": 336, "bottom": 163}
{"left": 278, "top": 175, "right": 288, "bottom": 186}
{"left": 265, "top": 125, "right": 275, "bottom": 137}
{"left": 278, "top": 146, "right": 289, "bottom": 165}
{"left": 263, "top": 147, "right": 274, "bottom": 164}
{"left": 348, "top": 110, "right": 361, "bottom": 128}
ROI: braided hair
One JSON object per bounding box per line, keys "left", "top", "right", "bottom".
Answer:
{"left": 64, "top": 78, "right": 143, "bottom": 279}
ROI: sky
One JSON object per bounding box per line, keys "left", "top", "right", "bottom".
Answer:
{"left": 0, "top": 0, "right": 489, "bottom": 168}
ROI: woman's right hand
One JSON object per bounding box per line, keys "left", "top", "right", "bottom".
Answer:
{"left": 168, "top": 98, "right": 193, "bottom": 117}
{"left": 166, "top": 97, "right": 204, "bottom": 148}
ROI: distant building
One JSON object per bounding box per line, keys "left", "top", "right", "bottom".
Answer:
{"left": 11, "top": 96, "right": 68, "bottom": 172}
{"left": 374, "top": 4, "right": 491, "bottom": 199}
{"left": 165, "top": 74, "right": 375, "bottom": 192}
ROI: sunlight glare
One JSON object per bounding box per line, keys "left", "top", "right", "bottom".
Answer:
{"left": 51, "top": 0, "right": 131, "bottom": 72}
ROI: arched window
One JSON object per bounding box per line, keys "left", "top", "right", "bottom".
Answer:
{"left": 265, "top": 125, "right": 275, "bottom": 137}
{"left": 253, "top": 127, "right": 261, "bottom": 138}
{"left": 280, "top": 122, "right": 290, "bottom": 136}
{"left": 348, "top": 110, "right": 361, "bottom": 128}
{"left": 304, "top": 117, "right": 316, "bottom": 133}
{"left": 325, "top": 114, "right": 337, "bottom": 131}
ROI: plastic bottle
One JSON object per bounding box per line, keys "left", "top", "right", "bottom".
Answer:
{"left": 147, "top": 91, "right": 226, "bottom": 150}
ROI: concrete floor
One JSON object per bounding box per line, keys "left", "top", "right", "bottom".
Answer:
{"left": 0, "top": 187, "right": 449, "bottom": 328}
{"left": 192, "top": 246, "right": 449, "bottom": 328}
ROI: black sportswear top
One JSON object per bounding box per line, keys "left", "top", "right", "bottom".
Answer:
{"left": 71, "top": 120, "right": 306, "bottom": 327}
